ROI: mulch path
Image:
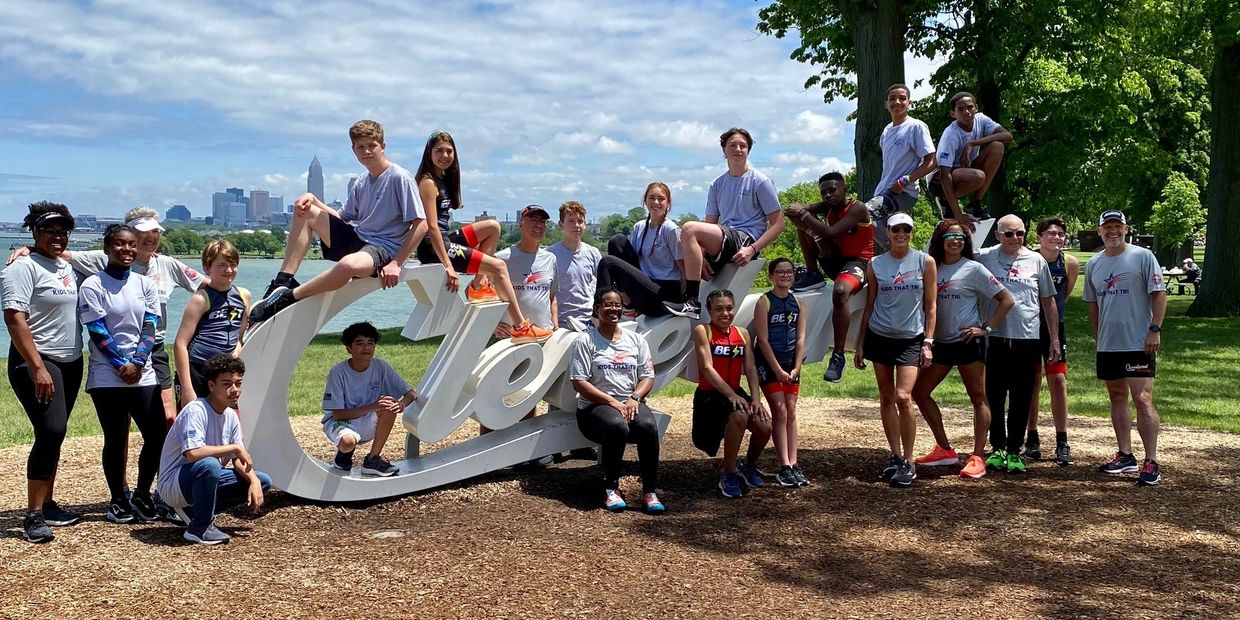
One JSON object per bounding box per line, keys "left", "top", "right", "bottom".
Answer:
{"left": 2, "top": 396, "right": 1238, "bottom": 619}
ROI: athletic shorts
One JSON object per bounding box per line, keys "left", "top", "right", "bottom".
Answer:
{"left": 321, "top": 214, "right": 394, "bottom": 276}
{"left": 691, "top": 386, "right": 751, "bottom": 457}
{"left": 415, "top": 226, "right": 484, "bottom": 275}
{"left": 1039, "top": 319, "right": 1068, "bottom": 374}
{"left": 705, "top": 224, "right": 755, "bottom": 272}
{"left": 1096, "top": 351, "right": 1156, "bottom": 381}
{"left": 323, "top": 413, "right": 379, "bottom": 448}
{"left": 862, "top": 329, "right": 924, "bottom": 367}
{"left": 173, "top": 361, "right": 207, "bottom": 408}
{"left": 150, "top": 343, "right": 173, "bottom": 389}
{"left": 819, "top": 255, "right": 868, "bottom": 291}
{"left": 931, "top": 338, "right": 986, "bottom": 367}
{"left": 757, "top": 358, "right": 800, "bottom": 395}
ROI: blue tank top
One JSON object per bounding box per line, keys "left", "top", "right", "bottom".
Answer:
{"left": 1047, "top": 251, "right": 1067, "bottom": 320}
{"left": 188, "top": 286, "right": 245, "bottom": 364}
{"left": 764, "top": 290, "right": 799, "bottom": 366}
{"left": 432, "top": 176, "right": 453, "bottom": 235}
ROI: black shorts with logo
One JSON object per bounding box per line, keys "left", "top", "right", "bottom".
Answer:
{"left": 322, "top": 214, "right": 394, "bottom": 277}
{"left": 819, "top": 255, "right": 868, "bottom": 289}
{"left": 1096, "top": 351, "right": 1156, "bottom": 381}
{"left": 415, "top": 229, "right": 482, "bottom": 274}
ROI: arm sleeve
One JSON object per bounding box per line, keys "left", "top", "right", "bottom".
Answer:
{"left": 225, "top": 411, "right": 244, "bottom": 447}
{"left": 339, "top": 185, "right": 358, "bottom": 222}
{"left": 755, "top": 177, "right": 782, "bottom": 215}
{"left": 568, "top": 335, "right": 593, "bottom": 381}
{"left": 70, "top": 250, "right": 107, "bottom": 279}
{"left": 85, "top": 317, "right": 129, "bottom": 369}
{"left": 130, "top": 311, "right": 159, "bottom": 366}
{"left": 1037, "top": 260, "right": 1056, "bottom": 298}
{"left": 981, "top": 114, "right": 1001, "bottom": 135}
{"left": 977, "top": 264, "right": 1005, "bottom": 298}
{"left": 1, "top": 261, "right": 34, "bottom": 312}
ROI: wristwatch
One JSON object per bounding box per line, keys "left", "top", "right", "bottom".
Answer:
{"left": 628, "top": 393, "right": 646, "bottom": 403}
{"left": 981, "top": 323, "right": 993, "bottom": 334}
{"left": 1148, "top": 324, "right": 1161, "bottom": 333}
{"left": 923, "top": 338, "right": 934, "bottom": 345}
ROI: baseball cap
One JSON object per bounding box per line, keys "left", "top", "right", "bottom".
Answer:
{"left": 126, "top": 216, "right": 166, "bottom": 232}
{"left": 1098, "top": 210, "right": 1126, "bottom": 226}
{"left": 887, "top": 212, "right": 915, "bottom": 228}
{"left": 520, "top": 205, "right": 550, "bottom": 220}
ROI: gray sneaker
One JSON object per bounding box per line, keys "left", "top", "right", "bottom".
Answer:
{"left": 23, "top": 512, "right": 53, "bottom": 544}
{"left": 823, "top": 351, "right": 846, "bottom": 383}
{"left": 881, "top": 454, "right": 901, "bottom": 480}
{"left": 792, "top": 464, "right": 810, "bottom": 487}
{"left": 1054, "top": 442, "right": 1073, "bottom": 467}
{"left": 183, "top": 524, "right": 231, "bottom": 545}
{"left": 776, "top": 465, "right": 799, "bottom": 488}
{"left": 362, "top": 454, "right": 399, "bottom": 477}
{"left": 890, "top": 460, "right": 917, "bottom": 488}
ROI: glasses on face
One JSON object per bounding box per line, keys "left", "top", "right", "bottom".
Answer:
{"left": 772, "top": 269, "right": 796, "bottom": 276}
{"left": 1040, "top": 230, "right": 1066, "bottom": 238}
{"left": 891, "top": 225, "right": 913, "bottom": 234}
{"left": 943, "top": 232, "right": 966, "bottom": 242}
{"left": 599, "top": 302, "right": 625, "bottom": 310}
{"left": 1002, "top": 230, "right": 1027, "bottom": 239}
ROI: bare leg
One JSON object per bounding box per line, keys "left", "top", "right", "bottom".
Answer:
{"left": 1106, "top": 379, "right": 1133, "bottom": 454}
{"left": 721, "top": 410, "right": 748, "bottom": 473}
{"left": 911, "top": 363, "right": 953, "bottom": 450}
{"left": 160, "top": 388, "right": 176, "bottom": 428}
{"left": 680, "top": 222, "right": 724, "bottom": 283}
{"left": 895, "top": 365, "right": 919, "bottom": 460}
{"left": 875, "top": 363, "right": 903, "bottom": 457}
{"left": 469, "top": 220, "right": 502, "bottom": 289}
{"left": 368, "top": 407, "right": 398, "bottom": 458}
{"left": 1130, "top": 378, "right": 1159, "bottom": 461}
{"left": 832, "top": 281, "right": 858, "bottom": 353}
{"left": 958, "top": 362, "right": 991, "bottom": 456}
{"left": 745, "top": 415, "right": 772, "bottom": 465}
{"left": 795, "top": 227, "right": 820, "bottom": 271}
{"left": 478, "top": 254, "right": 528, "bottom": 326}
{"left": 280, "top": 204, "right": 332, "bottom": 275}
{"left": 969, "top": 141, "right": 1006, "bottom": 201}
{"left": 1047, "top": 372, "right": 1069, "bottom": 433}
{"left": 294, "top": 251, "right": 375, "bottom": 301}
{"left": 768, "top": 392, "right": 791, "bottom": 466}
{"left": 784, "top": 392, "right": 799, "bottom": 465}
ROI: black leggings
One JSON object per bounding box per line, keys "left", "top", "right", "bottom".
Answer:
{"left": 596, "top": 235, "right": 681, "bottom": 317}
{"left": 89, "top": 385, "right": 166, "bottom": 502}
{"left": 576, "top": 402, "right": 661, "bottom": 493}
{"left": 9, "top": 348, "right": 83, "bottom": 481}
{"left": 986, "top": 337, "right": 1042, "bottom": 453}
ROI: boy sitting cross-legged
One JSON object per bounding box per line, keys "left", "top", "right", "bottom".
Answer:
{"left": 323, "top": 321, "right": 417, "bottom": 477}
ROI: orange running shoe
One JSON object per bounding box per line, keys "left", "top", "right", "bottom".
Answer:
{"left": 960, "top": 454, "right": 986, "bottom": 479}
{"left": 466, "top": 281, "right": 500, "bottom": 303}
{"left": 914, "top": 444, "right": 960, "bottom": 467}
{"left": 510, "top": 320, "right": 553, "bottom": 343}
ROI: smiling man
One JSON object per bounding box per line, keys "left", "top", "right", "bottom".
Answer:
{"left": 927, "top": 92, "right": 1013, "bottom": 229}
{"left": 870, "top": 84, "right": 937, "bottom": 249}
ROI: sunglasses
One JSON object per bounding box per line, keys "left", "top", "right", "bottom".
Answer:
{"left": 890, "top": 225, "right": 913, "bottom": 234}
{"left": 1002, "top": 230, "right": 1027, "bottom": 239}
{"left": 943, "top": 232, "right": 967, "bottom": 242}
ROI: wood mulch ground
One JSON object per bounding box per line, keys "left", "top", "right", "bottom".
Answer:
{"left": 1, "top": 396, "right": 1238, "bottom": 619}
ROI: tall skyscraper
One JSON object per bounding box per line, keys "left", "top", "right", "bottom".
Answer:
{"left": 226, "top": 187, "right": 244, "bottom": 202}
{"left": 250, "top": 189, "right": 270, "bottom": 220}
{"left": 269, "top": 195, "right": 283, "bottom": 214}
{"left": 308, "top": 156, "right": 325, "bottom": 203}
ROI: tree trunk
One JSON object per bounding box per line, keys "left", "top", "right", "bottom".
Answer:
{"left": 850, "top": 0, "right": 907, "bottom": 201}
{"left": 972, "top": 1, "right": 1014, "bottom": 218}
{"left": 1188, "top": 34, "right": 1240, "bottom": 316}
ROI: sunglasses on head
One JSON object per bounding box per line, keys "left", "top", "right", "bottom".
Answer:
{"left": 1002, "top": 230, "right": 1027, "bottom": 239}
{"left": 943, "top": 232, "right": 967, "bottom": 241}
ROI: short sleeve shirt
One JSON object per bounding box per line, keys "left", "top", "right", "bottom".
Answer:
{"left": 875, "top": 118, "right": 935, "bottom": 199}
{"left": 321, "top": 357, "right": 412, "bottom": 423}
{"left": 936, "top": 112, "right": 1001, "bottom": 169}
{"left": 340, "top": 163, "right": 425, "bottom": 256}
{"left": 934, "top": 258, "right": 1005, "bottom": 342}
{"left": 547, "top": 241, "right": 601, "bottom": 329}
{"left": 705, "top": 168, "right": 781, "bottom": 242}
{"left": 1083, "top": 245, "right": 1166, "bottom": 352}
{"left": 156, "top": 398, "right": 243, "bottom": 508}
{"left": 978, "top": 247, "right": 1055, "bottom": 340}
{"left": 629, "top": 219, "right": 682, "bottom": 281}
{"left": 869, "top": 249, "right": 928, "bottom": 339}
{"left": 496, "top": 246, "right": 557, "bottom": 329}
{"left": 77, "top": 271, "right": 160, "bottom": 389}
{"left": 1, "top": 254, "right": 82, "bottom": 362}
{"left": 569, "top": 327, "right": 654, "bottom": 410}
{"left": 72, "top": 251, "right": 206, "bottom": 343}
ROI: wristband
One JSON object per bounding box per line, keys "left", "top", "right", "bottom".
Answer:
{"left": 901, "top": 175, "right": 912, "bottom": 186}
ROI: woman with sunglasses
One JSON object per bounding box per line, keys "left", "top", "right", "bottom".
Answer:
{"left": 3, "top": 202, "right": 84, "bottom": 542}
{"left": 853, "top": 213, "right": 936, "bottom": 487}
{"left": 911, "top": 221, "right": 1014, "bottom": 478}
{"left": 977, "top": 215, "right": 1060, "bottom": 473}
{"left": 754, "top": 258, "right": 809, "bottom": 487}
{"left": 596, "top": 182, "right": 690, "bottom": 318}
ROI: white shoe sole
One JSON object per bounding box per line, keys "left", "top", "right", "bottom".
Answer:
{"left": 183, "top": 531, "right": 229, "bottom": 545}
{"left": 916, "top": 457, "right": 960, "bottom": 467}
{"left": 362, "top": 467, "right": 399, "bottom": 477}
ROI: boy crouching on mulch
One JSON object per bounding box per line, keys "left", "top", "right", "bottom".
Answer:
{"left": 156, "top": 354, "right": 272, "bottom": 545}
{"left": 322, "top": 321, "right": 417, "bottom": 477}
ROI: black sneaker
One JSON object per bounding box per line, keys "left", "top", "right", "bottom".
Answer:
{"left": 569, "top": 446, "right": 600, "bottom": 461}
{"left": 512, "top": 455, "right": 554, "bottom": 471}
{"left": 41, "top": 500, "right": 82, "bottom": 527}
{"left": 262, "top": 276, "right": 301, "bottom": 298}
{"left": 823, "top": 350, "right": 846, "bottom": 383}
{"left": 664, "top": 298, "right": 700, "bottom": 320}
{"left": 23, "top": 512, "right": 53, "bottom": 544}
{"left": 792, "top": 268, "right": 826, "bottom": 292}
{"left": 129, "top": 492, "right": 158, "bottom": 522}
{"left": 881, "top": 454, "right": 901, "bottom": 481}
{"left": 1137, "top": 459, "right": 1161, "bottom": 486}
{"left": 106, "top": 501, "right": 136, "bottom": 524}
{"left": 776, "top": 465, "right": 799, "bottom": 488}
{"left": 333, "top": 449, "right": 354, "bottom": 472}
{"left": 1100, "top": 452, "right": 1139, "bottom": 474}
{"left": 183, "top": 524, "right": 231, "bottom": 545}
{"left": 1054, "top": 442, "right": 1073, "bottom": 467}
{"left": 1023, "top": 431, "right": 1042, "bottom": 460}
{"left": 361, "top": 454, "right": 399, "bottom": 477}
{"left": 248, "top": 286, "right": 297, "bottom": 324}
{"left": 966, "top": 198, "right": 990, "bottom": 220}
{"left": 792, "top": 464, "right": 809, "bottom": 487}
{"left": 890, "top": 460, "right": 917, "bottom": 487}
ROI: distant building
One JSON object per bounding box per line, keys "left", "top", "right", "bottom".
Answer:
{"left": 269, "top": 212, "right": 290, "bottom": 227}
{"left": 250, "top": 189, "right": 270, "bottom": 221}
{"left": 269, "top": 195, "right": 282, "bottom": 214}
{"left": 308, "top": 156, "right": 325, "bottom": 203}
{"left": 166, "top": 205, "right": 191, "bottom": 222}
{"left": 474, "top": 211, "right": 498, "bottom": 223}
{"left": 226, "top": 187, "right": 244, "bottom": 202}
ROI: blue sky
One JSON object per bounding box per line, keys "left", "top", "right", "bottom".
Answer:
{"left": 0, "top": 0, "right": 938, "bottom": 223}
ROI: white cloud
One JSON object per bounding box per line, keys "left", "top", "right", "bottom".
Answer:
{"left": 633, "top": 121, "right": 723, "bottom": 150}
{"left": 768, "top": 110, "right": 842, "bottom": 144}
{"left": 595, "top": 136, "right": 633, "bottom": 155}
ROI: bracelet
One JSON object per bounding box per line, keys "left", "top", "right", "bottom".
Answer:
{"left": 901, "top": 175, "right": 912, "bottom": 186}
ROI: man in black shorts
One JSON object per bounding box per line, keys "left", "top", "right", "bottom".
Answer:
{"left": 784, "top": 172, "right": 875, "bottom": 382}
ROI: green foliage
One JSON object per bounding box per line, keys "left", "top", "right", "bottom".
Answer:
{"left": 1148, "top": 171, "right": 1207, "bottom": 250}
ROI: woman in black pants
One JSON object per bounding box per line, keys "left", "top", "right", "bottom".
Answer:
{"left": 596, "top": 182, "right": 690, "bottom": 318}
{"left": 569, "top": 289, "right": 664, "bottom": 514}
{"left": 3, "top": 202, "right": 85, "bottom": 543}
{"left": 78, "top": 224, "right": 166, "bottom": 524}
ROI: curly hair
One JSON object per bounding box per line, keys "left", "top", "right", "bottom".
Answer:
{"left": 341, "top": 321, "right": 381, "bottom": 346}
{"left": 203, "top": 354, "right": 246, "bottom": 382}
{"left": 927, "top": 219, "right": 976, "bottom": 264}
{"left": 22, "top": 201, "right": 75, "bottom": 231}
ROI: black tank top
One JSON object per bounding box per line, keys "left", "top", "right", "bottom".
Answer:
{"left": 433, "top": 177, "right": 453, "bottom": 235}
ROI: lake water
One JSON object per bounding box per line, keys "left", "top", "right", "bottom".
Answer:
{"left": 0, "top": 258, "right": 422, "bottom": 355}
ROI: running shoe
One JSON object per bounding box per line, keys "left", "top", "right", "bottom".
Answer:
{"left": 1023, "top": 431, "right": 1042, "bottom": 460}
{"left": 569, "top": 447, "right": 600, "bottom": 461}
{"left": 664, "top": 298, "right": 700, "bottom": 320}
{"left": 603, "top": 489, "right": 627, "bottom": 512}
{"left": 966, "top": 198, "right": 990, "bottom": 220}
{"left": 823, "top": 351, "right": 846, "bottom": 383}
{"left": 23, "top": 512, "right": 53, "bottom": 544}
{"left": 41, "top": 500, "right": 82, "bottom": 527}
{"left": 510, "top": 320, "right": 554, "bottom": 344}
{"left": 642, "top": 492, "right": 665, "bottom": 515}
{"left": 890, "top": 460, "right": 917, "bottom": 487}
{"left": 737, "top": 459, "right": 765, "bottom": 488}
{"left": 881, "top": 454, "right": 902, "bottom": 480}
{"left": 248, "top": 286, "right": 297, "bottom": 324}
{"left": 960, "top": 455, "right": 986, "bottom": 479}
{"left": 152, "top": 493, "right": 182, "bottom": 525}
{"left": 106, "top": 501, "right": 136, "bottom": 524}
{"left": 1005, "top": 452, "right": 1027, "bottom": 474}
{"left": 129, "top": 492, "right": 159, "bottom": 522}
{"left": 792, "top": 464, "right": 810, "bottom": 487}
{"left": 1054, "top": 442, "right": 1073, "bottom": 467}
{"left": 984, "top": 449, "right": 1008, "bottom": 471}
{"left": 792, "top": 267, "right": 826, "bottom": 292}
{"left": 261, "top": 276, "right": 300, "bottom": 298}
{"left": 1100, "top": 452, "right": 1139, "bottom": 474}
{"left": 1137, "top": 459, "right": 1162, "bottom": 486}
{"left": 333, "top": 449, "right": 354, "bottom": 472}
{"left": 362, "top": 454, "right": 399, "bottom": 477}
{"left": 183, "top": 524, "right": 231, "bottom": 545}
{"left": 719, "top": 472, "right": 743, "bottom": 498}
{"left": 465, "top": 281, "right": 500, "bottom": 304}
{"left": 776, "top": 465, "right": 799, "bottom": 488}
{"left": 915, "top": 444, "right": 960, "bottom": 467}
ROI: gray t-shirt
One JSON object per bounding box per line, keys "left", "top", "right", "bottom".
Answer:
{"left": 496, "top": 245, "right": 557, "bottom": 329}
{"left": 1083, "top": 244, "right": 1166, "bottom": 352}
{"left": 869, "top": 249, "right": 928, "bottom": 339}
{"left": 156, "top": 397, "right": 243, "bottom": 508}
{"left": 320, "top": 357, "right": 412, "bottom": 424}
{"left": 705, "top": 168, "right": 781, "bottom": 243}
{"left": 936, "top": 112, "right": 1001, "bottom": 170}
{"left": 629, "top": 218, "right": 682, "bottom": 281}
{"left": 78, "top": 271, "right": 159, "bottom": 390}
{"left": 978, "top": 246, "right": 1055, "bottom": 340}
{"left": 934, "top": 258, "right": 1005, "bottom": 342}
{"left": 875, "top": 118, "right": 935, "bottom": 199}
{"left": 1, "top": 254, "right": 83, "bottom": 362}
{"left": 569, "top": 327, "right": 655, "bottom": 410}
{"left": 340, "top": 162, "right": 425, "bottom": 256}
{"left": 72, "top": 251, "right": 206, "bottom": 343}
{"left": 547, "top": 241, "right": 601, "bottom": 329}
